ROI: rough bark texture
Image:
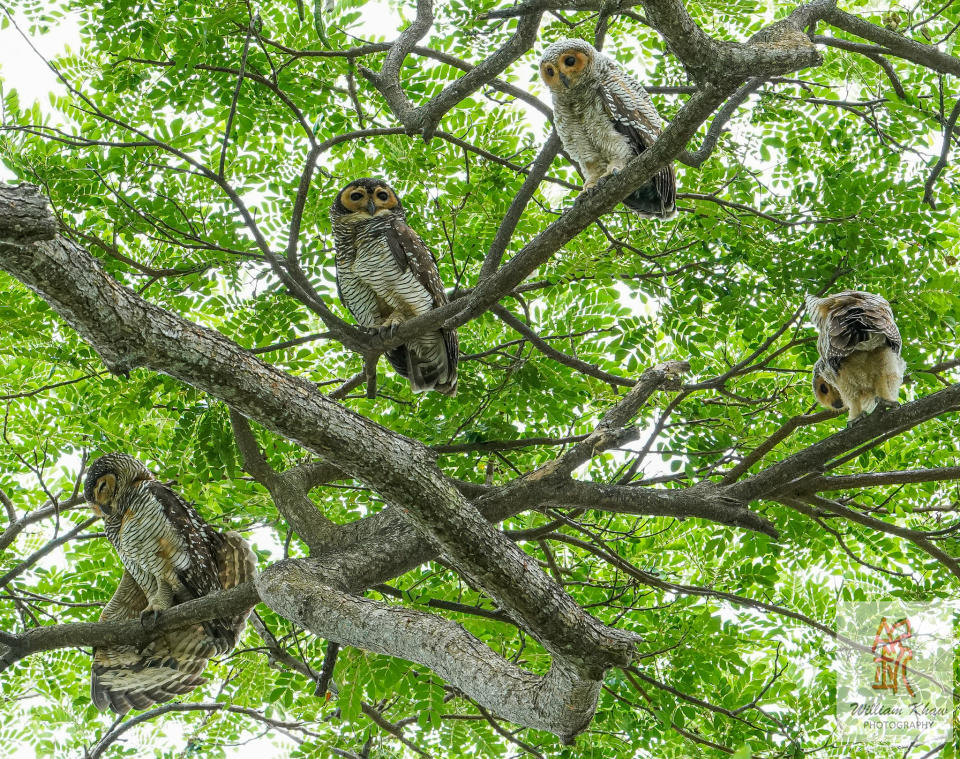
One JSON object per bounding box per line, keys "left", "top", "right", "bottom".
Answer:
{"left": 257, "top": 560, "right": 601, "bottom": 743}
{"left": 3, "top": 179, "right": 959, "bottom": 738}
{"left": 0, "top": 183, "right": 58, "bottom": 245}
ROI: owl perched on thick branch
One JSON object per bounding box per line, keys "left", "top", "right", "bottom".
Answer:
{"left": 84, "top": 453, "right": 256, "bottom": 714}
{"left": 806, "top": 291, "right": 906, "bottom": 423}
{"left": 330, "top": 178, "right": 458, "bottom": 395}
{"left": 539, "top": 38, "right": 676, "bottom": 218}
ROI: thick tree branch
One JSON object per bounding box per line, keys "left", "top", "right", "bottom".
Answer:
{"left": 727, "top": 386, "right": 960, "bottom": 503}
{"left": 0, "top": 190, "right": 637, "bottom": 703}
{"left": 0, "top": 183, "right": 57, "bottom": 245}
{"left": 803, "top": 466, "right": 960, "bottom": 491}
{"left": 823, "top": 6, "right": 960, "bottom": 76}
{"left": 0, "top": 582, "right": 259, "bottom": 671}
{"left": 258, "top": 560, "right": 602, "bottom": 742}
{"left": 485, "top": 0, "right": 825, "bottom": 83}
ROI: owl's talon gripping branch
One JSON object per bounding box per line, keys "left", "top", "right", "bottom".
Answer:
{"left": 139, "top": 609, "right": 161, "bottom": 630}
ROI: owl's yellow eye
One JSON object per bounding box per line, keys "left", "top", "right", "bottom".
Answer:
{"left": 564, "top": 55, "right": 576, "bottom": 66}
{"left": 350, "top": 191, "right": 364, "bottom": 201}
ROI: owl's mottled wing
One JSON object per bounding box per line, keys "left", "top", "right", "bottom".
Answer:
{"left": 598, "top": 63, "right": 677, "bottom": 211}
{"left": 382, "top": 219, "right": 459, "bottom": 379}
{"left": 147, "top": 481, "right": 222, "bottom": 600}
{"left": 91, "top": 524, "right": 257, "bottom": 715}
{"left": 811, "top": 292, "right": 902, "bottom": 373}
{"left": 383, "top": 220, "right": 448, "bottom": 310}
{"left": 212, "top": 531, "right": 259, "bottom": 653}
{"left": 598, "top": 64, "right": 662, "bottom": 150}
{"left": 91, "top": 570, "right": 212, "bottom": 714}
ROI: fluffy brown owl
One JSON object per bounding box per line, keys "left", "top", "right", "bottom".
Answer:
{"left": 85, "top": 453, "right": 257, "bottom": 714}
{"left": 539, "top": 38, "right": 676, "bottom": 217}
{"left": 805, "top": 291, "right": 906, "bottom": 422}
{"left": 330, "top": 178, "right": 458, "bottom": 395}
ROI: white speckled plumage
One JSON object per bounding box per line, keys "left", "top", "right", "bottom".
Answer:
{"left": 806, "top": 291, "right": 906, "bottom": 421}
{"left": 539, "top": 38, "right": 676, "bottom": 218}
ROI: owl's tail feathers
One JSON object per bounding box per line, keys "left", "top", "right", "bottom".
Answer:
{"left": 208, "top": 531, "right": 259, "bottom": 654}
{"left": 91, "top": 631, "right": 214, "bottom": 714}
{"left": 624, "top": 164, "right": 676, "bottom": 219}
{"left": 386, "top": 329, "right": 459, "bottom": 396}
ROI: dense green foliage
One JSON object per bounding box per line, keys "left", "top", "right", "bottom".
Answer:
{"left": 1, "top": 0, "right": 959, "bottom": 756}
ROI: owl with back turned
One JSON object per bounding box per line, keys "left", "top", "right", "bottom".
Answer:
{"left": 85, "top": 453, "right": 257, "bottom": 713}
{"left": 330, "top": 178, "right": 458, "bottom": 395}
{"left": 539, "top": 38, "right": 676, "bottom": 218}
{"left": 806, "top": 291, "right": 906, "bottom": 423}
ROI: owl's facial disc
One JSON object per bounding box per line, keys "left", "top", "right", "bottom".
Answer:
{"left": 557, "top": 49, "right": 589, "bottom": 88}
{"left": 539, "top": 62, "right": 559, "bottom": 88}
{"left": 370, "top": 186, "right": 399, "bottom": 214}
{"left": 813, "top": 374, "right": 844, "bottom": 410}
{"left": 339, "top": 184, "right": 399, "bottom": 217}
{"left": 340, "top": 186, "right": 371, "bottom": 215}
{"left": 91, "top": 473, "right": 117, "bottom": 517}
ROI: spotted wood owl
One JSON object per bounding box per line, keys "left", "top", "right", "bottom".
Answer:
{"left": 539, "top": 38, "right": 676, "bottom": 218}
{"left": 806, "top": 291, "right": 906, "bottom": 423}
{"left": 84, "top": 453, "right": 257, "bottom": 713}
{"left": 330, "top": 178, "right": 458, "bottom": 395}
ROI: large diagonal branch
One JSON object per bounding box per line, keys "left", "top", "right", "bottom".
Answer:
{"left": 726, "top": 386, "right": 960, "bottom": 503}
{"left": 0, "top": 557, "right": 602, "bottom": 740}
{"left": 344, "top": 0, "right": 827, "bottom": 357}
{"left": 0, "top": 196, "right": 637, "bottom": 678}
{"left": 822, "top": 6, "right": 960, "bottom": 76}
{"left": 374, "top": 24, "right": 822, "bottom": 350}
{"left": 0, "top": 183, "right": 57, "bottom": 245}
{"left": 257, "top": 559, "right": 602, "bottom": 742}
{"left": 370, "top": 85, "right": 733, "bottom": 354}
{"left": 484, "top": 0, "right": 826, "bottom": 83}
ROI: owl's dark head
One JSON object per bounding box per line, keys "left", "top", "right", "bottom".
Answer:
{"left": 330, "top": 178, "right": 404, "bottom": 224}
{"left": 539, "top": 38, "right": 596, "bottom": 92}
{"left": 84, "top": 453, "right": 154, "bottom": 518}
{"left": 811, "top": 361, "right": 844, "bottom": 411}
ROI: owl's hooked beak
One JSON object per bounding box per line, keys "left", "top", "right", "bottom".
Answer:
{"left": 366, "top": 199, "right": 376, "bottom": 216}
{"left": 559, "top": 72, "right": 570, "bottom": 88}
